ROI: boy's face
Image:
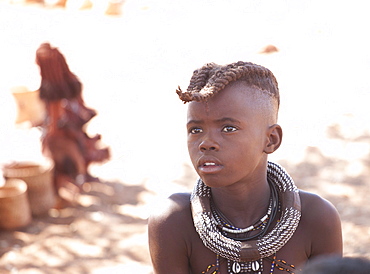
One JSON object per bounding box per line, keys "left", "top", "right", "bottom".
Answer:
{"left": 186, "top": 83, "right": 276, "bottom": 188}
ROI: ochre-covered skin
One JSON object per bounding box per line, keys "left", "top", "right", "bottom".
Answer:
{"left": 35, "top": 43, "right": 110, "bottom": 197}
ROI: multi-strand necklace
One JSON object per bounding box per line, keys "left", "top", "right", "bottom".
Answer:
{"left": 211, "top": 197, "right": 272, "bottom": 236}
{"left": 210, "top": 179, "right": 279, "bottom": 273}
{"left": 191, "top": 161, "right": 301, "bottom": 273}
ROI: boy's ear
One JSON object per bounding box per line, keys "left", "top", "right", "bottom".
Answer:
{"left": 264, "top": 124, "right": 282, "bottom": 154}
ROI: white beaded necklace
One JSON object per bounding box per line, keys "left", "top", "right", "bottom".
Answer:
{"left": 215, "top": 198, "right": 272, "bottom": 235}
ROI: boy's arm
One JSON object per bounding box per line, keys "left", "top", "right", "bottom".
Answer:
{"left": 300, "top": 190, "right": 343, "bottom": 258}
{"left": 148, "top": 193, "right": 192, "bottom": 274}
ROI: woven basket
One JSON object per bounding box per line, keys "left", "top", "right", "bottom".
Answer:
{"left": 0, "top": 179, "right": 32, "bottom": 230}
{"left": 3, "top": 162, "right": 56, "bottom": 216}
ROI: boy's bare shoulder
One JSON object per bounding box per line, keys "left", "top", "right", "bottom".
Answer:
{"left": 148, "top": 192, "right": 194, "bottom": 273}
{"left": 299, "top": 190, "right": 339, "bottom": 220}
{"left": 298, "top": 189, "right": 342, "bottom": 256}
{"left": 149, "top": 192, "right": 192, "bottom": 228}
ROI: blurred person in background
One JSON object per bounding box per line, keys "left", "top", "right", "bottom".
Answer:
{"left": 35, "top": 43, "right": 110, "bottom": 205}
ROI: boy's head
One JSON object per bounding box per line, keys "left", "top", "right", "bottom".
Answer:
{"left": 177, "top": 61, "right": 280, "bottom": 123}
{"left": 179, "top": 61, "right": 282, "bottom": 186}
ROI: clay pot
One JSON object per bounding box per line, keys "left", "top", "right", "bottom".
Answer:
{"left": 3, "top": 162, "right": 56, "bottom": 216}
{"left": 0, "top": 179, "right": 32, "bottom": 230}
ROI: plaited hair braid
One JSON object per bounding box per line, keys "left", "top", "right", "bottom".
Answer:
{"left": 176, "top": 61, "right": 279, "bottom": 107}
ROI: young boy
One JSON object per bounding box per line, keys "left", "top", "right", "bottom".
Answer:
{"left": 148, "top": 61, "right": 342, "bottom": 273}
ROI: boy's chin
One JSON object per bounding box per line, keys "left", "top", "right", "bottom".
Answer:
{"left": 198, "top": 177, "right": 224, "bottom": 189}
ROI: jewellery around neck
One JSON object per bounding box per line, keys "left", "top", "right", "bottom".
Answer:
{"left": 211, "top": 177, "right": 280, "bottom": 243}
{"left": 191, "top": 161, "right": 301, "bottom": 263}
{"left": 212, "top": 197, "right": 272, "bottom": 234}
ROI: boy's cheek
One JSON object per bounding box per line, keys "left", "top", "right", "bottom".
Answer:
{"left": 187, "top": 140, "right": 199, "bottom": 151}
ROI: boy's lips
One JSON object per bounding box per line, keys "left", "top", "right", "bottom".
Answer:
{"left": 197, "top": 158, "right": 223, "bottom": 174}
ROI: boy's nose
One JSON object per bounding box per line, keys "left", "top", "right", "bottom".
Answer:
{"left": 199, "top": 136, "right": 219, "bottom": 151}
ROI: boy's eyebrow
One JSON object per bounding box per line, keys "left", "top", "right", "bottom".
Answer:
{"left": 187, "top": 119, "right": 202, "bottom": 125}
{"left": 216, "top": 117, "right": 241, "bottom": 124}
{"left": 187, "top": 117, "right": 241, "bottom": 125}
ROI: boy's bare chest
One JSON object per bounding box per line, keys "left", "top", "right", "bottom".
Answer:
{"left": 188, "top": 226, "right": 308, "bottom": 274}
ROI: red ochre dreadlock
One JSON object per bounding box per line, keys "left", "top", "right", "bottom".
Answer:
{"left": 176, "top": 61, "right": 280, "bottom": 109}
{"left": 36, "top": 43, "right": 82, "bottom": 101}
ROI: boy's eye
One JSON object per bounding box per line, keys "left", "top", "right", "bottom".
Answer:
{"left": 222, "top": 126, "right": 237, "bottom": 132}
{"left": 189, "top": 127, "right": 203, "bottom": 134}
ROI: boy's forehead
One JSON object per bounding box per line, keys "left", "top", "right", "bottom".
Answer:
{"left": 188, "top": 84, "right": 261, "bottom": 109}
{"left": 187, "top": 87, "right": 261, "bottom": 117}
{"left": 186, "top": 82, "right": 276, "bottom": 125}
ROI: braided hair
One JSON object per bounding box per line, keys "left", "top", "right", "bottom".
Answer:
{"left": 36, "top": 43, "right": 82, "bottom": 101}
{"left": 176, "top": 61, "right": 279, "bottom": 109}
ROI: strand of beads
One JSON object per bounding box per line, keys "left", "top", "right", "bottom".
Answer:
{"left": 214, "top": 199, "right": 273, "bottom": 234}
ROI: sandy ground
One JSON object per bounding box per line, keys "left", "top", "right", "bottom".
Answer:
{"left": 0, "top": 0, "right": 369, "bottom": 273}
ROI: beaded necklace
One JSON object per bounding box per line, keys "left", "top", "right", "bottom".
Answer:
{"left": 191, "top": 162, "right": 301, "bottom": 266}
{"left": 211, "top": 197, "right": 272, "bottom": 235}
{"left": 211, "top": 177, "right": 280, "bottom": 243}
{"left": 214, "top": 180, "right": 279, "bottom": 274}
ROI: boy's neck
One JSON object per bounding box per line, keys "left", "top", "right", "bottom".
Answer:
{"left": 210, "top": 178, "right": 271, "bottom": 228}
